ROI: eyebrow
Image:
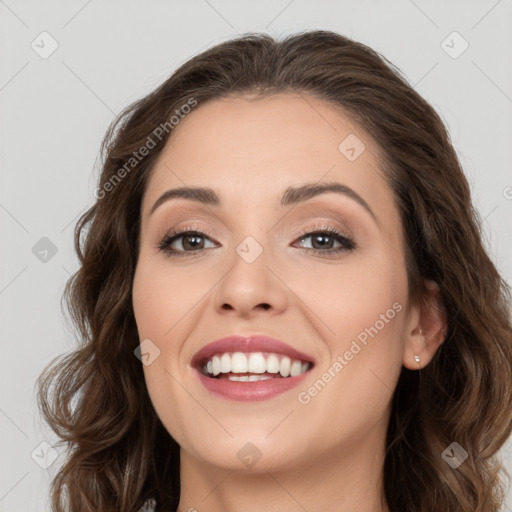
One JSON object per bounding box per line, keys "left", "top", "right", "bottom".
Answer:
{"left": 149, "top": 182, "right": 376, "bottom": 221}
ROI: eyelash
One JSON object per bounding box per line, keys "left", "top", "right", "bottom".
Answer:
{"left": 157, "top": 224, "right": 356, "bottom": 258}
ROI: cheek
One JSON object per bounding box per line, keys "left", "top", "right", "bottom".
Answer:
{"left": 292, "top": 251, "right": 407, "bottom": 352}
{"left": 132, "top": 257, "right": 213, "bottom": 339}
{"left": 292, "top": 253, "right": 407, "bottom": 442}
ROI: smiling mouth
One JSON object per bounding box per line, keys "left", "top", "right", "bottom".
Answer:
{"left": 200, "top": 351, "right": 313, "bottom": 381}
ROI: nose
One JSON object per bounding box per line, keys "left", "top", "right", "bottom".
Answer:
{"left": 213, "top": 242, "right": 289, "bottom": 319}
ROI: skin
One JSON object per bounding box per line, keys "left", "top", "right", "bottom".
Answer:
{"left": 132, "top": 93, "right": 446, "bottom": 512}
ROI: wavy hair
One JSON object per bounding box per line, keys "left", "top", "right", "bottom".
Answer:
{"left": 37, "top": 30, "right": 512, "bottom": 511}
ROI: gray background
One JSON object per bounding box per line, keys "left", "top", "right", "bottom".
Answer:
{"left": 1, "top": 0, "right": 511, "bottom": 510}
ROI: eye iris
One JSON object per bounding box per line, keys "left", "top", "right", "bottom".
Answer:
{"left": 183, "top": 234, "right": 203, "bottom": 250}
{"left": 312, "top": 234, "right": 333, "bottom": 249}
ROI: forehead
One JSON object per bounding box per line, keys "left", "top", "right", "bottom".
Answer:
{"left": 142, "top": 93, "right": 397, "bottom": 226}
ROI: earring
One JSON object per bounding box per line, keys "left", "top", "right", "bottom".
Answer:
{"left": 414, "top": 355, "right": 421, "bottom": 363}
{"left": 418, "top": 328, "right": 424, "bottom": 334}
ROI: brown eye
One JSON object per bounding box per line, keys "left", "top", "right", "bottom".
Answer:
{"left": 308, "top": 233, "right": 337, "bottom": 250}
{"left": 294, "top": 227, "right": 356, "bottom": 255}
{"left": 158, "top": 230, "right": 217, "bottom": 254}
{"left": 180, "top": 234, "right": 205, "bottom": 250}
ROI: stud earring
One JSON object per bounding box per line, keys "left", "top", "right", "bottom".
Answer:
{"left": 414, "top": 355, "right": 421, "bottom": 363}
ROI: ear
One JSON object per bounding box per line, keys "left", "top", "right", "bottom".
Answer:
{"left": 402, "top": 279, "right": 447, "bottom": 370}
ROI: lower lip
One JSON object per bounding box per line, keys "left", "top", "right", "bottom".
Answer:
{"left": 196, "top": 370, "right": 310, "bottom": 401}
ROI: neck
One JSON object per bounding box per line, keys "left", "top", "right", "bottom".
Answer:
{"left": 177, "top": 426, "right": 390, "bottom": 512}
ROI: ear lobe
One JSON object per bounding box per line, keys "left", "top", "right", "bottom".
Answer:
{"left": 402, "top": 279, "right": 447, "bottom": 370}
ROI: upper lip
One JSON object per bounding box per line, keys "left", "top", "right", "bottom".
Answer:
{"left": 191, "top": 335, "right": 316, "bottom": 369}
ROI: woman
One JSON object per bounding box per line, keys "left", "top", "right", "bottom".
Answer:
{"left": 37, "top": 30, "right": 512, "bottom": 512}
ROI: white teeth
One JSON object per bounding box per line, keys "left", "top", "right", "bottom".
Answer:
{"left": 212, "top": 355, "right": 221, "bottom": 376}
{"left": 266, "top": 354, "right": 280, "bottom": 373}
{"left": 229, "top": 374, "right": 273, "bottom": 382}
{"left": 248, "top": 352, "right": 266, "bottom": 373}
{"left": 290, "top": 360, "right": 302, "bottom": 377}
{"left": 248, "top": 375, "right": 272, "bottom": 381}
{"left": 279, "top": 357, "right": 291, "bottom": 377}
{"left": 202, "top": 352, "right": 311, "bottom": 378}
{"left": 231, "top": 352, "right": 248, "bottom": 373}
{"left": 220, "top": 353, "right": 231, "bottom": 373}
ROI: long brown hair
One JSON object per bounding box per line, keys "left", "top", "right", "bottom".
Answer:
{"left": 37, "top": 30, "right": 512, "bottom": 511}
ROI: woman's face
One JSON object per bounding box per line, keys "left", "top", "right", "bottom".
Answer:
{"left": 132, "top": 93, "right": 418, "bottom": 473}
